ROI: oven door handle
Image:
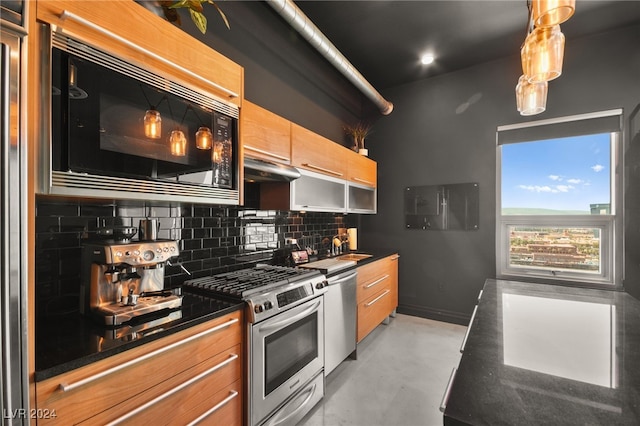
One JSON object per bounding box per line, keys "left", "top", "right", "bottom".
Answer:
{"left": 258, "top": 299, "right": 321, "bottom": 333}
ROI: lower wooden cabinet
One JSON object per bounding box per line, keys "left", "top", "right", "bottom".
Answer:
{"left": 356, "top": 254, "right": 399, "bottom": 343}
{"left": 35, "top": 310, "right": 243, "bottom": 425}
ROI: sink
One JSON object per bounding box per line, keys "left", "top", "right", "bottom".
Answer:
{"left": 336, "top": 253, "right": 373, "bottom": 262}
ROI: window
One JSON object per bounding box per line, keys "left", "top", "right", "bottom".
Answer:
{"left": 496, "top": 110, "right": 622, "bottom": 286}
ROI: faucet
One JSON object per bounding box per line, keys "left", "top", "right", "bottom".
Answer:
{"left": 331, "top": 235, "right": 343, "bottom": 256}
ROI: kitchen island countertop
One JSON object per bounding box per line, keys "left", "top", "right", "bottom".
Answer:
{"left": 444, "top": 278, "right": 640, "bottom": 425}
{"left": 35, "top": 292, "right": 243, "bottom": 382}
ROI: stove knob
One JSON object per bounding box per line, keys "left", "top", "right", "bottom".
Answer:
{"left": 264, "top": 301, "right": 273, "bottom": 310}
{"left": 316, "top": 280, "right": 328, "bottom": 289}
{"left": 254, "top": 304, "right": 264, "bottom": 314}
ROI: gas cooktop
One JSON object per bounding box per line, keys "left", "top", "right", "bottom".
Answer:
{"left": 182, "top": 265, "right": 322, "bottom": 299}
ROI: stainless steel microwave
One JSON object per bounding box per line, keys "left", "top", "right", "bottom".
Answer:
{"left": 37, "top": 26, "right": 240, "bottom": 205}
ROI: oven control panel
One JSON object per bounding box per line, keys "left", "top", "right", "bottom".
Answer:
{"left": 248, "top": 276, "right": 328, "bottom": 323}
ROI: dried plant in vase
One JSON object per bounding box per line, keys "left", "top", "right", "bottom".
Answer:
{"left": 343, "top": 121, "right": 373, "bottom": 156}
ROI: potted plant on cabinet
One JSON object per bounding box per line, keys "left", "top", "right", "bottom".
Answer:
{"left": 344, "top": 121, "right": 373, "bottom": 156}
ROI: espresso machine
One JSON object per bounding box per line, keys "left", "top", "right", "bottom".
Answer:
{"left": 80, "top": 239, "right": 183, "bottom": 326}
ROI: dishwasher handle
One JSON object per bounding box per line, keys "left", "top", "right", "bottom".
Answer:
{"left": 328, "top": 271, "right": 357, "bottom": 285}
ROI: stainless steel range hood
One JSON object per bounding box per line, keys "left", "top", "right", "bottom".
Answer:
{"left": 244, "top": 157, "right": 301, "bottom": 182}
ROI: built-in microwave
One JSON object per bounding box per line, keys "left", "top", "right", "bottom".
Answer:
{"left": 37, "top": 27, "right": 240, "bottom": 205}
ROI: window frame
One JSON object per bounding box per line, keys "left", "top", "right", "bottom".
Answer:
{"left": 496, "top": 110, "right": 623, "bottom": 287}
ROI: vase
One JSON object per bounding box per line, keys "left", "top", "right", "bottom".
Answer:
{"left": 358, "top": 148, "right": 368, "bottom": 156}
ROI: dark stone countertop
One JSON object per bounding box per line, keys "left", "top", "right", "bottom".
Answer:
{"left": 301, "top": 249, "right": 399, "bottom": 276}
{"left": 35, "top": 292, "right": 244, "bottom": 382}
{"left": 444, "top": 278, "right": 640, "bottom": 425}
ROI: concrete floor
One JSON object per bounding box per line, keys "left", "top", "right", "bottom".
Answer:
{"left": 300, "top": 314, "right": 466, "bottom": 426}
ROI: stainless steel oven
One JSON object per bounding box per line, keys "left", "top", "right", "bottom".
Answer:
{"left": 183, "top": 265, "right": 328, "bottom": 426}
{"left": 250, "top": 296, "right": 325, "bottom": 426}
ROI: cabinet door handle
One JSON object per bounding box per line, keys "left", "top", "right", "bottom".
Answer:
{"left": 439, "top": 367, "right": 457, "bottom": 413}
{"left": 302, "top": 163, "right": 343, "bottom": 177}
{"left": 59, "top": 318, "right": 239, "bottom": 392}
{"left": 105, "top": 354, "right": 239, "bottom": 426}
{"left": 365, "top": 289, "right": 390, "bottom": 307}
{"left": 364, "top": 274, "right": 389, "bottom": 289}
{"left": 460, "top": 305, "right": 478, "bottom": 353}
{"left": 245, "top": 145, "right": 290, "bottom": 162}
{"left": 58, "top": 10, "right": 239, "bottom": 99}
{"left": 353, "top": 177, "right": 374, "bottom": 186}
{"left": 186, "top": 390, "right": 239, "bottom": 426}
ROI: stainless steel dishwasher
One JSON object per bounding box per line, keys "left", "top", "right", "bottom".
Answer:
{"left": 324, "top": 269, "right": 358, "bottom": 375}
{"left": 300, "top": 259, "right": 358, "bottom": 376}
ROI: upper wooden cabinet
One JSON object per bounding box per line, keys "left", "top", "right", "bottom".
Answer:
{"left": 241, "top": 100, "right": 292, "bottom": 164}
{"left": 36, "top": 0, "right": 243, "bottom": 106}
{"left": 347, "top": 152, "right": 377, "bottom": 187}
{"left": 291, "top": 123, "right": 349, "bottom": 179}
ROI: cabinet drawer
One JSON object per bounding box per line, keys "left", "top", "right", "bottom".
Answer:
{"left": 36, "top": 311, "right": 242, "bottom": 425}
{"left": 81, "top": 345, "right": 242, "bottom": 425}
{"left": 357, "top": 255, "right": 397, "bottom": 303}
{"left": 185, "top": 379, "right": 242, "bottom": 426}
{"left": 357, "top": 288, "right": 394, "bottom": 342}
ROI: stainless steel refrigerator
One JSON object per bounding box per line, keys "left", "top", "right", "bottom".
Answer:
{"left": 1, "top": 1, "right": 29, "bottom": 423}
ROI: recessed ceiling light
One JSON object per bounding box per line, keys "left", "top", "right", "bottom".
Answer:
{"left": 421, "top": 54, "right": 435, "bottom": 65}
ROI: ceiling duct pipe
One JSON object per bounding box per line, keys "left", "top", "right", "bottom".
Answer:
{"left": 266, "top": 0, "right": 393, "bottom": 115}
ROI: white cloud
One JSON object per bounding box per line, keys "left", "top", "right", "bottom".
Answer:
{"left": 555, "top": 185, "right": 574, "bottom": 193}
{"left": 567, "top": 178, "right": 582, "bottom": 184}
{"left": 518, "top": 184, "right": 575, "bottom": 194}
{"left": 548, "top": 175, "right": 562, "bottom": 181}
{"left": 591, "top": 164, "right": 605, "bottom": 172}
{"left": 519, "top": 185, "right": 553, "bottom": 193}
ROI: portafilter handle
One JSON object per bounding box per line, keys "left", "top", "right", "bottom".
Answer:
{"left": 104, "top": 265, "right": 120, "bottom": 284}
{"left": 167, "top": 259, "right": 191, "bottom": 276}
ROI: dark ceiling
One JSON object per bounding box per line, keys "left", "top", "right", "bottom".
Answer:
{"left": 294, "top": 1, "right": 640, "bottom": 90}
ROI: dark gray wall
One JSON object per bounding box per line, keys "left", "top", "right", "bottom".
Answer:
{"left": 360, "top": 24, "right": 640, "bottom": 324}
{"left": 174, "top": 1, "right": 378, "bottom": 145}
{"left": 176, "top": 2, "right": 640, "bottom": 323}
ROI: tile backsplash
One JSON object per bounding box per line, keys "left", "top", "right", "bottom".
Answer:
{"left": 35, "top": 197, "right": 352, "bottom": 318}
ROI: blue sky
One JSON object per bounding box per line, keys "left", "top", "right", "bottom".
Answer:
{"left": 501, "top": 133, "right": 611, "bottom": 212}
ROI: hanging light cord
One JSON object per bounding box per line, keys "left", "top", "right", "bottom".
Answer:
{"left": 525, "top": 0, "right": 534, "bottom": 37}
{"left": 139, "top": 84, "right": 167, "bottom": 110}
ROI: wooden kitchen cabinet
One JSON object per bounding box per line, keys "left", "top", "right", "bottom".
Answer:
{"left": 347, "top": 152, "right": 377, "bottom": 188}
{"left": 356, "top": 254, "right": 399, "bottom": 343}
{"left": 291, "top": 123, "right": 349, "bottom": 179}
{"left": 35, "top": 0, "right": 244, "bottom": 106}
{"left": 35, "top": 310, "right": 243, "bottom": 425}
{"left": 242, "top": 100, "right": 292, "bottom": 164}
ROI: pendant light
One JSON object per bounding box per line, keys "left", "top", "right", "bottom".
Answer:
{"left": 190, "top": 106, "right": 213, "bottom": 150}
{"left": 515, "top": 75, "right": 547, "bottom": 116}
{"left": 169, "top": 130, "right": 187, "bottom": 156}
{"left": 532, "top": 0, "right": 575, "bottom": 28}
{"left": 521, "top": 25, "right": 565, "bottom": 83}
{"left": 514, "top": 0, "right": 575, "bottom": 115}
{"left": 144, "top": 109, "right": 162, "bottom": 139}
{"left": 141, "top": 87, "right": 167, "bottom": 140}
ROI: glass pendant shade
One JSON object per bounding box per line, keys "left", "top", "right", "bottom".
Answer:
{"left": 195, "top": 127, "right": 213, "bottom": 150}
{"left": 144, "top": 109, "right": 162, "bottom": 139}
{"left": 521, "top": 25, "right": 565, "bottom": 83}
{"left": 532, "top": 0, "right": 576, "bottom": 27}
{"left": 516, "top": 75, "right": 547, "bottom": 116}
{"left": 169, "top": 130, "right": 187, "bottom": 156}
